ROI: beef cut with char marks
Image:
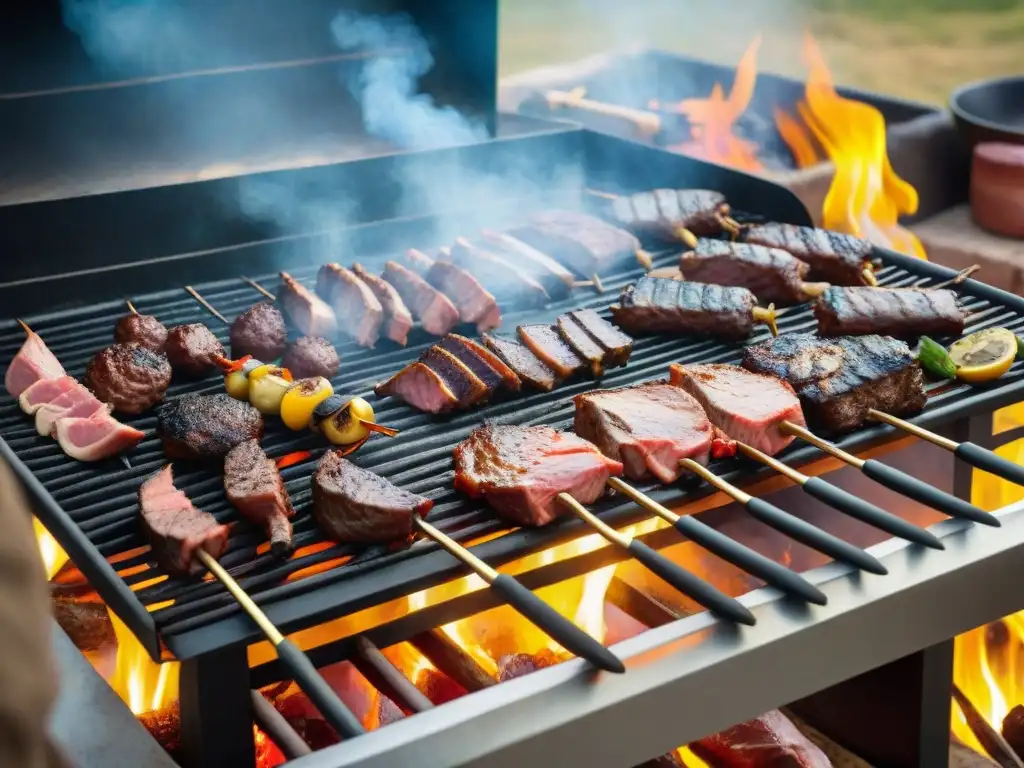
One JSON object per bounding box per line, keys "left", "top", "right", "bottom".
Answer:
{"left": 508, "top": 210, "right": 641, "bottom": 277}
{"left": 744, "top": 223, "right": 875, "bottom": 286}
{"left": 165, "top": 324, "right": 224, "bottom": 377}
{"left": 224, "top": 440, "right": 295, "bottom": 557}
{"left": 375, "top": 362, "right": 458, "bottom": 414}
{"left": 482, "top": 334, "right": 556, "bottom": 392}
{"left": 352, "top": 263, "right": 414, "bottom": 346}
{"left": 480, "top": 230, "right": 574, "bottom": 299}
{"left": 565, "top": 309, "right": 633, "bottom": 367}
{"left": 406, "top": 249, "right": 501, "bottom": 333}
{"left": 556, "top": 315, "right": 606, "bottom": 376}
{"left": 4, "top": 326, "right": 66, "bottom": 398}
{"left": 85, "top": 343, "right": 172, "bottom": 415}
{"left": 813, "top": 286, "right": 965, "bottom": 338}
{"left": 453, "top": 423, "right": 623, "bottom": 526}
{"left": 689, "top": 710, "right": 832, "bottom": 768}
{"left": 669, "top": 363, "right": 806, "bottom": 456}
{"left": 448, "top": 238, "right": 549, "bottom": 308}
{"left": 574, "top": 382, "right": 714, "bottom": 483}
{"left": 437, "top": 334, "right": 521, "bottom": 392}
{"left": 518, "top": 325, "right": 584, "bottom": 379}
{"left": 743, "top": 333, "right": 926, "bottom": 433}
{"left": 316, "top": 263, "right": 384, "bottom": 348}
{"left": 139, "top": 465, "right": 230, "bottom": 576}
{"left": 383, "top": 260, "right": 461, "bottom": 337}
{"left": 115, "top": 313, "right": 168, "bottom": 353}
{"left": 279, "top": 271, "right": 338, "bottom": 338}
{"left": 230, "top": 303, "right": 287, "bottom": 361}
{"left": 18, "top": 375, "right": 77, "bottom": 415}
{"left": 282, "top": 336, "right": 340, "bottom": 379}
{"left": 596, "top": 188, "right": 732, "bottom": 240}
{"left": 158, "top": 393, "right": 264, "bottom": 460}
{"left": 420, "top": 346, "right": 489, "bottom": 407}
{"left": 312, "top": 450, "right": 432, "bottom": 542}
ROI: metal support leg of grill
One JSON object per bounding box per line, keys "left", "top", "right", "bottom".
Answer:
{"left": 180, "top": 646, "right": 255, "bottom": 768}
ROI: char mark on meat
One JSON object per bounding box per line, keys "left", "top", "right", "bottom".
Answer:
{"left": 279, "top": 271, "right": 338, "bottom": 338}
{"left": 453, "top": 423, "right": 623, "bottom": 526}
{"left": 744, "top": 223, "right": 874, "bottom": 285}
{"left": 679, "top": 240, "right": 814, "bottom": 306}
{"left": 597, "top": 188, "right": 729, "bottom": 240}
{"left": 813, "top": 286, "right": 965, "bottom": 338}
{"left": 448, "top": 238, "right": 550, "bottom": 308}
{"left": 383, "top": 260, "right": 461, "bottom": 337}
{"left": 482, "top": 334, "right": 556, "bottom": 392}
{"left": 375, "top": 361, "right": 459, "bottom": 414}
{"left": 316, "top": 263, "right": 384, "bottom": 348}
{"left": 312, "top": 451, "right": 432, "bottom": 542}
{"left": 743, "top": 333, "right": 926, "bottom": 433}
{"left": 507, "top": 210, "right": 641, "bottom": 277}
{"left": 420, "top": 346, "right": 490, "bottom": 407}
{"left": 556, "top": 315, "right": 606, "bottom": 376}
{"left": 566, "top": 309, "right": 633, "bottom": 367}
{"left": 517, "top": 324, "right": 585, "bottom": 379}
{"left": 352, "top": 263, "right": 414, "bottom": 346}
{"left": 224, "top": 439, "right": 295, "bottom": 557}
{"left": 611, "top": 276, "right": 759, "bottom": 340}
{"left": 157, "top": 393, "right": 264, "bottom": 461}
{"left": 437, "top": 334, "right": 521, "bottom": 392}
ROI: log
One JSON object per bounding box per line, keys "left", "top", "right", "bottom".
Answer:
{"left": 417, "top": 668, "right": 467, "bottom": 706}
{"left": 351, "top": 636, "right": 432, "bottom": 715}
{"left": 409, "top": 629, "right": 496, "bottom": 692}
{"left": 51, "top": 595, "right": 114, "bottom": 653}
{"left": 138, "top": 702, "right": 182, "bottom": 762}
{"left": 496, "top": 650, "right": 559, "bottom": 682}
{"left": 953, "top": 685, "right": 1024, "bottom": 768}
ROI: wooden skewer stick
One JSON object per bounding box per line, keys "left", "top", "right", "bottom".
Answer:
{"left": 556, "top": 492, "right": 756, "bottom": 625}
{"left": 868, "top": 409, "right": 1024, "bottom": 488}
{"left": 125, "top": 300, "right": 139, "bottom": 316}
{"left": 862, "top": 265, "right": 879, "bottom": 286}
{"left": 752, "top": 304, "right": 779, "bottom": 337}
{"left": 545, "top": 87, "right": 662, "bottom": 136}
{"left": 635, "top": 249, "right": 654, "bottom": 271}
{"left": 674, "top": 226, "right": 700, "bottom": 249}
{"left": 927, "top": 264, "right": 981, "bottom": 290}
{"left": 242, "top": 276, "right": 277, "bottom": 301}
{"left": 412, "top": 517, "right": 624, "bottom": 673}
{"left": 193, "top": 548, "right": 365, "bottom": 739}
{"left": 780, "top": 420, "right": 1000, "bottom": 527}
{"left": 589, "top": 273, "right": 605, "bottom": 294}
{"left": 952, "top": 683, "right": 1024, "bottom": 768}
{"left": 800, "top": 281, "right": 831, "bottom": 299}
{"left": 409, "top": 629, "right": 496, "bottom": 692}
{"left": 184, "top": 286, "right": 229, "bottom": 325}
{"left": 16, "top": 318, "right": 32, "bottom": 336}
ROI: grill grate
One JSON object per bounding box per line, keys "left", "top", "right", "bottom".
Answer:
{"left": 4, "top": 221, "right": 1024, "bottom": 660}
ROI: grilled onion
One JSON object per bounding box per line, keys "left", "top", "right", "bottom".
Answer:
{"left": 249, "top": 370, "right": 293, "bottom": 415}
{"left": 280, "top": 377, "right": 334, "bottom": 430}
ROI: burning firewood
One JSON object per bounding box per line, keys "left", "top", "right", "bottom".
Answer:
{"left": 417, "top": 668, "right": 468, "bottom": 705}
{"left": 50, "top": 592, "right": 114, "bottom": 652}
{"left": 1003, "top": 706, "right": 1024, "bottom": 762}
{"left": 138, "top": 702, "right": 183, "bottom": 762}
{"left": 496, "top": 649, "right": 560, "bottom": 682}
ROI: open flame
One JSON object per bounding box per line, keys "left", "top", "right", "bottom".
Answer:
{"left": 34, "top": 517, "right": 69, "bottom": 580}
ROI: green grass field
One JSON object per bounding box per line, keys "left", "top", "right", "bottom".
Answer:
{"left": 498, "top": 0, "right": 1024, "bottom": 105}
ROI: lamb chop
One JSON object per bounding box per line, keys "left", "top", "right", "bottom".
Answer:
{"left": 157, "top": 393, "right": 264, "bottom": 461}
{"left": 743, "top": 333, "right": 926, "bottom": 433}
{"left": 351, "top": 263, "right": 414, "bottom": 346}
{"left": 224, "top": 440, "right": 295, "bottom": 557}
{"left": 507, "top": 210, "right": 643, "bottom": 278}
{"left": 279, "top": 272, "right": 338, "bottom": 338}
{"left": 5, "top": 323, "right": 66, "bottom": 398}
{"left": 482, "top": 334, "right": 557, "bottom": 392}
{"left": 743, "top": 223, "right": 876, "bottom": 286}
{"left": 563, "top": 309, "right": 633, "bottom": 367}
{"left": 18, "top": 375, "right": 77, "bottom": 415}
{"left": 316, "top": 263, "right": 384, "bottom": 348}
{"left": 813, "top": 286, "right": 965, "bottom": 338}
{"left": 448, "top": 238, "right": 550, "bottom": 308}
{"left": 382, "top": 260, "right": 461, "bottom": 337}
{"left": 312, "top": 450, "right": 432, "bottom": 542}
{"left": 55, "top": 411, "right": 145, "bottom": 463}
{"left": 611, "top": 276, "right": 777, "bottom": 341}
{"left": 453, "top": 423, "right": 623, "bottom": 526}
{"left": 669, "top": 363, "right": 806, "bottom": 456}
{"left": 573, "top": 382, "right": 715, "bottom": 483}
{"left": 406, "top": 249, "right": 500, "bottom": 333}
{"left": 480, "top": 230, "right": 575, "bottom": 300}
{"left": 374, "top": 362, "right": 458, "bottom": 414}
{"left": 139, "top": 465, "right": 230, "bottom": 576}
{"left": 679, "top": 240, "right": 829, "bottom": 306}
{"left": 517, "top": 325, "right": 585, "bottom": 379}
{"left": 593, "top": 188, "right": 738, "bottom": 242}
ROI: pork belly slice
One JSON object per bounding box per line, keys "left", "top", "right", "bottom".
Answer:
{"left": 437, "top": 334, "right": 521, "bottom": 392}
{"left": 482, "top": 334, "right": 556, "bottom": 392}
{"left": 507, "top": 210, "right": 641, "bottom": 277}
{"left": 454, "top": 423, "right": 623, "bottom": 526}
{"left": 224, "top": 439, "right": 295, "bottom": 557}
{"left": 517, "top": 324, "right": 585, "bottom": 380}
{"left": 412, "top": 248, "right": 501, "bottom": 333}
{"left": 312, "top": 450, "right": 432, "bottom": 542}
{"left": 383, "top": 260, "right": 460, "bottom": 337}
{"left": 375, "top": 361, "right": 459, "bottom": 414}
{"left": 351, "top": 263, "right": 414, "bottom": 346}
{"left": 574, "top": 382, "right": 714, "bottom": 483}
{"left": 420, "top": 346, "right": 490, "bottom": 407}
{"left": 18, "top": 375, "right": 78, "bottom": 415}
{"left": 669, "top": 363, "right": 805, "bottom": 456}
{"left": 316, "top": 263, "right": 384, "bottom": 348}
{"left": 55, "top": 411, "right": 145, "bottom": 462}
{"left": 448, "top": 238, "right": 549, "bottom": 309}
{"left": 139, "top": 465, "right": 230, "bottom": 576}
{"left": 5, "top": 327, "right": 66, "bottom": 398}
{"left": 566, "top": 309, "right": 633, "bottom": 367}
{"left": 35, "top": 384, "right": 107, "bottom": 437}
{"left": 480, "top": 230, "right": 574, "bottom": 300}
{"left": 743, "top": 333, "right": 926, "bottom": 433}
{"left": 279, "top": 272, "right": 338, "bottom": 338}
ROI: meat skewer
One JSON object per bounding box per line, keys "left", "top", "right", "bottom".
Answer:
{"left": 224, "top": 440, "right": 295, "bottom": 557}
{"left": 404, "top": 248, "right": 501, "bottom": 334}
{"left": 116, "top": 300, "right": 168, "bottom": 353}
{"left": 812, "top": 286, "right": 966, "bottom": 338}
{"left": 241, "top": 276, "right": 276, "bottom": 300}
{"left": 588, "top": 187, "right": 743, "bottom": 245}
{"left": 742, "top": 223, "right": 878, "bottom": 286}
{"left": 278, "top": 272, "right": 338, "bottom": 338}
{"left": 5, "top": 319, "right": 66, "bottom": 397}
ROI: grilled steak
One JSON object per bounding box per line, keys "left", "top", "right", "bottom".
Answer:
{"left": 375, "top": 361, "right": 459, "bottom": 414}
{"left": 518, "top": 325, "right": 585, "bottom": 379}
{"left": 556, "top": 315, "right": 606, "bottom": 376}
{"left": 230, "top": 303, "right": 287, "bottom": 361}
{"left": 481, "top": 230, "right": 574, "bottom": 300}
{"left": 690, "top": 710, "right": 831, "bottom": 768}
{"left": 453, "top": 423, "right": 623, "bottom": 526}
{"left": 574, "top": 382, "right": 714, "bottom": 482}
{"left": 115, "top": 313, "right": 168, "bottom": 353}
{"left": 18, "top": 375, "right": 77, "bottom": 415}
{"left": 596, "top": 188, "right": 731, "bottom": 239}
{"left": 165, "top": 324, "right": 224, "bottom": 378}
{"left": 405, "top": 249, "right": 501, "bottom": 333}
{"left": 508, "top": 210, "right": 641, "bottom": 277}
{"left": 437, "top": 334, "right": 521, "bottom": 392}
{"left": 565, "top": 309, "right": 633, "bottom": 367}
{"left": 612, "top": 276, "right": 765, "bottom": 340}
{"left": 4, "top": 326, "right": 66, "bottom": 398}
{"left": 813, "top": 286, "right": 966, "bottom": 338}
{"left": 420, "top": 346, "right": 489, "bottom": 407}
{"left": 139, "top": 465, "right": 230, "bottom": 576}
{"left": 279, "top": 271, "right": 338, "bottom": 338}
{"left": 224, "top": 440, "right": 294, "bottom": 557}
{"left": 669, "top": 363, "right": 806, "bottom": 456}
{"left": 157, "top": 393, "right": 264, "bottom": 460}
{"left": 383, "top": 260, "right": 461, "bottom": 336}
{"left": 85, "top": 343, "right": 172, "bottom": 415}
{"left": 282, "top": 336, "right": 340, "bottom": 379}
{"left": 352, "top": 263, "right": 414, "bottom": 346}
{"left": 448, "top": 238, "right": 550, "bottom": 308}
{"left": 55, "top": 412, "right": 145, "bottom": 463}
{"left": 35, "top": 383, "right": 107, "bottom": 437}
{"left": 312, "top": 451, "right": 432, "bottom": 542}
{"left": 679, "top": 240, "right": 822, "bottom": 306}
{"left": 744, "top": 223, "right": 875, "bottom": 285}
{"left": 316, "top": 263, "right": 384, "bottom": 348}
{"left": 743, "top": 333, "right": 927, "bottom": 433}
{"left": 482, "top": 334, "right": 556, "bottom": 392}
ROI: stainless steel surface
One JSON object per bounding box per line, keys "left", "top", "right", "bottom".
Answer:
{"left": 289, "top": 498, "right": 1024, "bottom": 768}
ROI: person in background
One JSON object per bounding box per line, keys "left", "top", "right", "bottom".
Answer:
{"left": 0, "top": 458, "right": 68, "bottom": 767}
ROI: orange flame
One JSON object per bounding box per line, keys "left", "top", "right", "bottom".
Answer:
{"left": 276, "top": 450, "right": 313, "bottom": 470}
{"left": 33, "top": 517, "right": 69, "bottom": 580}
{"left": 773, "top": 105, "right": 819, "bottom": 169}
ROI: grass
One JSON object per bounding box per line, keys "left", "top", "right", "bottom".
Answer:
{"left": 498, "top": 0, "right": 1024, "bottom": 105}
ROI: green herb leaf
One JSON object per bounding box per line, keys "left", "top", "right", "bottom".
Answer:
{"left": 917, "top": 336, "right": 957, "bottom": 379}
{"left": 1016, "top": 335, "right": 1024, "bottom": 361}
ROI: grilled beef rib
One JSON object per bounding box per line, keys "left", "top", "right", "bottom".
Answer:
{"left": 224, "top": 440, "right": 295, "bottom": 557}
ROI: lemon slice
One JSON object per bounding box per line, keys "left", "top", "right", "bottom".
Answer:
{"left": 947, "top": 328, "right": 1018, "bottom": 383}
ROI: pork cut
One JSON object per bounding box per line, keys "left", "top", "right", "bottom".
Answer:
{"left": 508, "top": 210, "right": 642, "bottom": 277}
{"left": 679, "top": 240, "right": 818, "bottom": 306}
{"left": 352, "top": 263, "right": 414, "bottom": 346}
{"left": 5, "top": 326, "right": 66, "bottom": 398}
{"left": 480, "top": 230, "right": 575, "bottom": 300}
{"left": 157, "top": 393, "right": 264, "bottom": 461}
{"left": 669, "top": 363, "right": 806, "bottom": 456}
{"left": 517, "top": 325, "right": 584, "bottom": 379}
{"left": 316, "top": 263, "right": 384, "bottom": 348}
{"left": 139, "top": 465, "right": 230, "bottom": 576}
{"left": 556, "top": 315, "right": 606, "bottom": 376}
{"left": 383, "top": 260, "right": 461, "bottom": 336}
{"left": 482, "top": 334, "right": 556, "bottom": 392}
{"left": 279, "top": 271, "right": 338, "bottom": 338}
{"left": 224, "top": 440, "right": 295, "bottom": 557}
{"left": 420, "top": 347, "right": 489, "bottom": 407}
{"left": 573, "top": 382, "right": 714, "bottom": 482}
{"left": 407, "top": 249, "right": 501, "bottom": 333}
{"left": 55, "top": 412, "right": 145, "bottom": 462}
{"left": 453, "top": 424, "right": 623, "bottom": 526}
{"left": 437, "top": 334, "right": 521, "bottom": 393}
{"left": 448, "top": 238, "right": 549, "bottom": 308}
{"left": 564, "top": 309, "right": 633, "bottom": 367}
{"left": 35, "top": 384, "right": 107, "bottom": 437}
{"left": 312, "top": 451, "right": 432, "bottom": 542}
{"left": 18, "top": 375, "right": 77, "bottom": 415}
{"left": 374, "top": 362, "right": 459, "bottom": 414}
{"left": 689, "top": 710, "right": 832, "bottom": 768}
